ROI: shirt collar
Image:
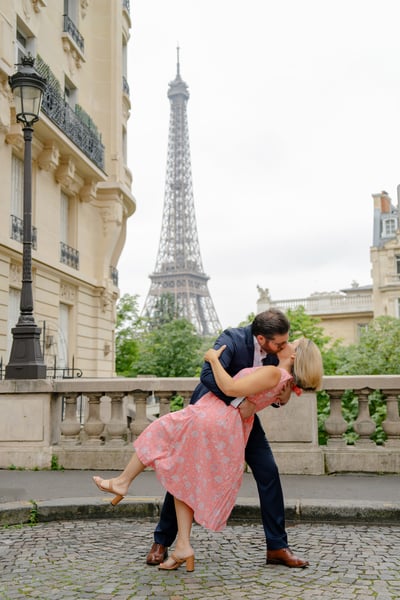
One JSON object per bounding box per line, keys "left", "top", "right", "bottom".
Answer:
{"left": 253, "top": 336, "right": 266, "bottom": 366}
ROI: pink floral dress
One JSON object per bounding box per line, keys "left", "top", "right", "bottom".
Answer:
{"left": 134, "top": 367, "right": 292, "bottom": 531}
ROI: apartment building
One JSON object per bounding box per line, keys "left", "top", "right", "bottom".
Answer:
{"left": 0, "top": 0, "right": 135, "bottom": 376}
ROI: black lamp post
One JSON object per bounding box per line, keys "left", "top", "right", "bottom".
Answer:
{"left": 5, "top": 54, "right": 47, "bottom": 379}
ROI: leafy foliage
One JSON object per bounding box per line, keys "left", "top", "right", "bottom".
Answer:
{"left": 146, "top": 293, "right": 178, "bottom": 328}
{"left": 115, "top": 297, "right": 398, "bottom": 446}
{"left": 287, "top": 305, "right": 330, "bottom": 345}
{"left": 335, "top": 316, "right": 400, "bottom": 375}
{"left": 170, "top": 394, "right": 184, "bottom": 412}
{"left": 131, "top": 318, "right": 203, "bottom": 377}
{"left": 286, "top": 308, "right": 399, "bottom": 446}
{"left": 115, "top": 294, "right": 143, "bottom": 376}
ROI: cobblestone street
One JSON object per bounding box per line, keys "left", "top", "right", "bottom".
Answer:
{"left": 1, "top": 519, "right": 399, "bottom": 600}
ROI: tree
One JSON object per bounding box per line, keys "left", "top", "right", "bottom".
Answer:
{"left": 287, "top": 305, "right": 330, "bottom": 345}
{"left": 131, "top": 318, "right": 203, "bottom": 377}
{"left": 335, "top": 316, "right": 400, "bottom": 375}
{"left": 286, "top": 305, "right": 343, "bottom": 375}
{"left": 237, "top": 312, "right": 255, "bottom": 328}
{"left": 115, "top": 293, "right": 143, "bottom": 376}
{"left": 145, "top": 293, "right": 177, "bottom": 328}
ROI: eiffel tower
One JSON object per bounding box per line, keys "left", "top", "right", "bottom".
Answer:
{"left": 142, "top": 50, "right": 221, "bottom": 336}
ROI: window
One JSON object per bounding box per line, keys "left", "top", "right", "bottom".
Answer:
{"left": 122, "top": 126, "right": 127, "bottom": 164}
{"left": 10, "top": 155, "right": 38, "bottom": 248}
{"left": 63, "top": 0, "right": 84, "bottom": 52}
{"left": 396, "top": 255, "right": 400, "bottom": 278}
{"left": 382, "top": 218, "right": 397, "bottom": 237}
{"left": 10, "top": 156, "right": 23, "bottom": 243}
{"left": 11, "top": 156, "right": 23, "bottom": 219}
{"left": 60, "top": 192, "right": 79, "bottom": 269}
{"left": 122, "top": 37, "right": 128, "bottom": 80}
{"left": 58, "top": 303, "right": 70, "bottom": 369}
{"left": 357, "top": 323, "right": 368, "bottom": 342}
{"left": 60, "top": 192, "right": 69, "bottom": 245}
{"left": 397, "top": 298, "right": 400, "bottom": 318}
{"left": 7, "top": 289, "right": 21, "bottom": 362}
{"left": 64, "top": 77, "right": 77, "bottom": 109}
{"left": 16, "top": 21, "right": 35, "bottom": 64}
{"left": 64, "top": 0, "right": 78, "bottom": 24}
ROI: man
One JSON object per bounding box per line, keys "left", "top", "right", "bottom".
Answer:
{"left": 146, "top": 308, "right": 309, "bottom": 568}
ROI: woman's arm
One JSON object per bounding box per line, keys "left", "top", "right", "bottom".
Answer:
{"left": 204, "top": 346, "right": 282, "bottom": 397}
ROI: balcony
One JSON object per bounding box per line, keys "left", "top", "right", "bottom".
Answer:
{"left": 62, "top": 14, "right": 84, "bottom": 53}
{"left": 36, "top": 57, "right": 105, "bottom": 170}
{"left": 110, "top": 265, "right": 119, "bottom": 286}
{"left": 60, "top": 241, "right": 79, "bottom": 270}
{"left": 271, "top": 293, "right": 373, "bottom": 316}
{"left": 10, "top": 215, "right": 37, "bottom": 250}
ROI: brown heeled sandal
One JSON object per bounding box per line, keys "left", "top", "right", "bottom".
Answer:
{"left": 158, "top": 553, "right": 195, "bottom": 572}
{"left": 92, "top": 476, "right": 124, "bottom": 506}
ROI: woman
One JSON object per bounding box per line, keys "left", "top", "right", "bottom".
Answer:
{"left": 93, "top": 338, "right": 323, "bottom": 572}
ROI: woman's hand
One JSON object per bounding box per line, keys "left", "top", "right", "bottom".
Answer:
{"left": 204, "top": 345, "right": 226, "bottom": 363}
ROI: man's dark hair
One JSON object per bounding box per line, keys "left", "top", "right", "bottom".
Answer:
{"left": 251, "top": 308, "right": 290, "bottom": 338}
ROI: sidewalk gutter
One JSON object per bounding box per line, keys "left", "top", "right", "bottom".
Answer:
{"left": 1, "top": 496, "right": 399, "bottom": 527}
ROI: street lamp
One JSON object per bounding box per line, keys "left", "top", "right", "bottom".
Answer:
{"left": 5, "top": 54, "right": 47, "bottom": 379}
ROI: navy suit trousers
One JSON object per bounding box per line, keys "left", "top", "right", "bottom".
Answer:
{"left": 153, "top": 413, "right": 288, "bottom": 549}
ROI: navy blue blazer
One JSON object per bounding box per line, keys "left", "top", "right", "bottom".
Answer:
{"left": 190, "top": 325, "right": 278, "bottom": 406}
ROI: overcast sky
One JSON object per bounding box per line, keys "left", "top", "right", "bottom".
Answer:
{"left": 118, "top": 0, "right": 400, "bottom": 329}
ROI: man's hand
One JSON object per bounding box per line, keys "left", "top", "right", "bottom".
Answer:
{"left": 238, "top": 399, "right": 256, "bottom": 419}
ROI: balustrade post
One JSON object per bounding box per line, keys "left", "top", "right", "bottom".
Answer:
{"left": 60, "top": 393, "right": 81, "bottom": 444}
{"left": 382, "top": 390, "right": 400, "bottom": 447}
{"left": 83, "top": 392, "right": 105, "bottom": 445}
{"left": 159, "top": 392, "right": 173, "bottom": 417}
{"left": 324, "top": 390, "right": 348, "bottom": 446}
{"left": 181, "top": 391, "right": 191, "bottom": 408}
{"left": 130, "top": 390, "right": 149, "bottom": 440}
{"left": 354, "top": 387, "right": 375, "bottom": 445}
{"left": 106, "top": 392, "right": 127, "bottom": 445}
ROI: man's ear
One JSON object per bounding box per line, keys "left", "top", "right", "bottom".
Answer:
{"left": 256, "top": 334, "right": 266, "bottom": 346}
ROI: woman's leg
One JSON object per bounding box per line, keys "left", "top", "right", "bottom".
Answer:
{"left": 160, "top": 497, "right": 194, "bottom": 567}
{"left": 93, "top": 452, "right": 146, "bottom": 497}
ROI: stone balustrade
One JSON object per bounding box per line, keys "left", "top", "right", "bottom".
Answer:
{"left": 0, "top": 375, "right": 399, "bottom": 474}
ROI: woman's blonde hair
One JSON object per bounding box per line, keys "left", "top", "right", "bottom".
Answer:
{"left": 293, "top": 338, "right": 323, "bottom": 391}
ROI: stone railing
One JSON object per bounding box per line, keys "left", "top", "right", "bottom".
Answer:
{"left": 0, "top": 375, "right": 399, "bottom": 474}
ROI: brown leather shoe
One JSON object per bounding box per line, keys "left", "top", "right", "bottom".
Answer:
{"left": 267, "top": 548, "right": 309, "bottom": 568}
{"left": 146, "top": 543, "right": 168, "bottom": 566}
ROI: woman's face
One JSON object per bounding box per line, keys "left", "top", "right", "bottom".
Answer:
{"left": 291, "top": 338, "right": 302, "bottom": 351}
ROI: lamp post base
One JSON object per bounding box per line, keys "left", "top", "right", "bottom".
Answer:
{"left": 5, "top": 325, "right": 47, "bottom": 379}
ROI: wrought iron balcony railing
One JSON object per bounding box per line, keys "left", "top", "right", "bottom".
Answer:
{"left": 63, "top": 14, "right": 84, "bottom": 52}
{"left": 36, "top": 56, "right": 105, "bottom": 170}
{"left": 122, "top": 76, "right": 130, "bottom": 96}
{"left": 110, "top": 265, "right": 119, "bottom": 286}
{"left": 60, "top": 242, "right": 79, "bottom": 270}
{"left": 10, "top": 215, "right": 37, "bottom": 250}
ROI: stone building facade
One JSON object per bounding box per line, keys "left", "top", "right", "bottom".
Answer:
{"left": 0, "top": 0, "right": 135, "bottom": 376}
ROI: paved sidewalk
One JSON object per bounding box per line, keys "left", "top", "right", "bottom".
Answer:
{"left": 0, "top": 469, "right": 399, "bottom": 525}
{"left": 0, "top": 470, "right": 400, "bottom": 599}
{"left": 1, "top": 517, "right": 400, "bottom": 599}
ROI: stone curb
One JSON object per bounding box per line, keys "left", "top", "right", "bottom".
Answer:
{"left": 1, "top": 496, "right": 400, "bottom": 527}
